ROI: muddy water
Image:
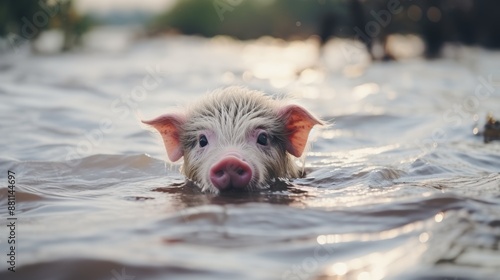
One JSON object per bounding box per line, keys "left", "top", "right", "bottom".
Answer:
{"left": 1, "top": 28, "right": 499, "bottom": 280}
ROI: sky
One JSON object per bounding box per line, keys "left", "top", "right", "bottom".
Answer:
{"left": 75, "top": 0, "right": 176, "bottom": 13}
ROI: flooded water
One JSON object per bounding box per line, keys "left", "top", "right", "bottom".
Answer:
{"left": 1, "top": 27, "right": 499, "bottom": 280}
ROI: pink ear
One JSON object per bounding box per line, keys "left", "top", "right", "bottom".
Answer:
{"left": 279, "top": 105, "right": 322, "bottom": 157}
{"left": 142, "top": 114, "right": 185, "bottom": 162}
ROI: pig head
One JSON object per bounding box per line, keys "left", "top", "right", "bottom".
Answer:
{"left": 143, "top": 87, "right": 322, "bottom": 193}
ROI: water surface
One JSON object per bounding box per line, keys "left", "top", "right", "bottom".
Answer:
{"left": 1, "top": 28, "right": 499, "bottom": 280}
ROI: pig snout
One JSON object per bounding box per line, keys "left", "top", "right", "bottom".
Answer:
{"left": 209, "top": 156, "right": 253, "bottom": 190}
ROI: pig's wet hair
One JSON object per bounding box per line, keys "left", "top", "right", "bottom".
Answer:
{"left": 143, "top": 86, "right": 322, "bottom": 194}
{"left": 181, "top": 86, "right": 302, "bottom": 193}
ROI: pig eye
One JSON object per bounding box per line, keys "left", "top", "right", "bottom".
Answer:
{"left": 199, "top": 135, "right": 208, "bottom": 147}
{"left": 257, "top": 132, "right": 268, "bottom": 146}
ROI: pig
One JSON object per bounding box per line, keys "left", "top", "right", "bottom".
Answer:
{"left": 143, "top": 86, "right": 322, "bottom": 194}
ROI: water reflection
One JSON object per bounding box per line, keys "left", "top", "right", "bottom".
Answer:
{"left": 1, "top": 23, "right": 499, "bottom": 280}
{"left": 152, "top": 180, "right": 311, "bottom": 208}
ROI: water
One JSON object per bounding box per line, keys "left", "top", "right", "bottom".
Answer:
{"left": 1, "top": 27, "right": 499, "bottom": 280}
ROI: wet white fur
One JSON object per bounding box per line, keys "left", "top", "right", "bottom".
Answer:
{"left": 180, "top": 86, "right": 302, "bottom": 193}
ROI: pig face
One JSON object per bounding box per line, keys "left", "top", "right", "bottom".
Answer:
{"left": 143, "top": 87, "right": 322, "bottom": 193}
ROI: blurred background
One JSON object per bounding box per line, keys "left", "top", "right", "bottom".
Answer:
{"left": 2, "top": 0, "right": 500, "bottom": 58}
